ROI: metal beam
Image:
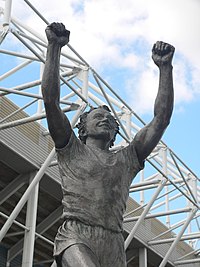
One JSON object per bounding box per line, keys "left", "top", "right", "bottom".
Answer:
{"left": 22, "top": 173, "right": 39, "bottom": 267}
{"left": 0, "top": 148, "right": 55, "bottom": 242}
{"left": 0, "top": 48, "right": 40, "bottom": 61}
{"left": 150, "top": 214, "right": 199, "bottom": 242}
{"left": 0, "top": 59, "right": 32, "bottom": 81}
{"left": 124, "top": 207, "right": 191, "bottom": 223}
{"left": 2, "top": 0, "right": 12, "bottom": 27}
{"left": 8, "top": 205, "right": 62, "bottom": 262}
{"left": 149, "top": 232, "right": 200, "bottom": 245}
{"left": 0, "top": 173, "right": 28, "bottom": 205}
{"left": 11, "top": 16, "right": 85, "bottom": 66}
{"left": 125, "top": 178, "right": 168, "bottom": 250}
{"left": 139, "top": 247, "right": 147, "bottom": 267}
{"left": 159, "top": 208, "right": 198, "bottom": 267}
{"left": 174, "top": 258, "right": 200, "bottom": 265}
{"left": 0, "top": 105, "right": 77, "bottom": 130}
{"left": 36, "top": 206, "right": 62, "bottom": 234}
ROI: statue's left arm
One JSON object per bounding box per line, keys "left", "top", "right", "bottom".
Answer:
{"left": 134, "top": 41, "right": 175, "bottom": 164}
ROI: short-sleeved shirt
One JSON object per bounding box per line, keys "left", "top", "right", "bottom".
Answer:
{"left": 56, "top": 132, "right": 143, "bottom": 233}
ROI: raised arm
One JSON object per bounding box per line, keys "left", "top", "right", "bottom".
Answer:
{"left": 134, "top": 41, "right": 175, "bottom": 164}
{"left": 42, "top": 22, "right": 72, "bottom": 148}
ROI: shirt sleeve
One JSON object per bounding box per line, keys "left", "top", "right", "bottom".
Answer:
{"left": 121, "top": 140, "right": 145, "bottom": 183}
{"left": 55, "top": 131, "right": 84, "bottom": 161}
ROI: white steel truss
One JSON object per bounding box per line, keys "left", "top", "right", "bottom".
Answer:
{"left": 0, "top": 0, "right": 200, "bottom": 266}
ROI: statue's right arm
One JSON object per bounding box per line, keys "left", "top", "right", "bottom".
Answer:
{"left": 41, "top": 23, "right": 71, "bottom": 149}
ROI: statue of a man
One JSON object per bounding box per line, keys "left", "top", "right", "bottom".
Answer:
{"left": 42, "top": 22, "right": 175, "bottom": 267}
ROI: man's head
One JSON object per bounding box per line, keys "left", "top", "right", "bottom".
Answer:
{"left": 76, "top": 105, "right": 119, "bottom": 148}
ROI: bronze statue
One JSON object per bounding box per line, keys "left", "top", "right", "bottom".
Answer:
{"left": 42, "top": 22, "right": 175, "bottom": 267}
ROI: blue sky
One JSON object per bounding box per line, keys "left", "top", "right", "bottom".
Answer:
{"left": 0, "top": 0, "right": 200, "bottom": 177}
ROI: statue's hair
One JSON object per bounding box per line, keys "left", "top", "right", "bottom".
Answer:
{"left": 76, "top": 105, "right": 119, "bottom": 148}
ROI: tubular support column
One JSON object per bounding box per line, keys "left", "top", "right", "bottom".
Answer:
{"left": 162, "top": 148, "right": 170, "bottom": 227}
{"left": 139, "top": 247, "right": 147, "bottom": 267}
{"left": 3, "top": 0, "right": 12, "bottom": 27}
{"left": 22, "top": 173, "right": 39, "bottom": 267}
{"left": 81, "top": 67, "right": 89, "bottom": 99}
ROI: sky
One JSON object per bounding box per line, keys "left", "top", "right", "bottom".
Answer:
{"left": 0, "top": 0, "right": 200, "bottom": 176}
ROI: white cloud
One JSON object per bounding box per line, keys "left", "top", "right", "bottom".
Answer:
{"left": 127, "top": 57, "right": 198, "bottom": 115}
{"left": 1, "top": 0, "right": 200, "bottom": 114}
{"left": 148, "top": 0, "right": 200, "bottom": 65}
{"left": 126, "top": 63, "right": 158, "bottom": 114}
{"left": 173, "top": 60, "right": 195, "bottom": 104}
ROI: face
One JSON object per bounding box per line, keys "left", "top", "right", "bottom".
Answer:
{"left": 86, "top": 108, "right": 117, "bottom": 142}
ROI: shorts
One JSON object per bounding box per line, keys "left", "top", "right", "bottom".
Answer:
{"left": 54, "top": 220, "right": 126, "bottom": 267}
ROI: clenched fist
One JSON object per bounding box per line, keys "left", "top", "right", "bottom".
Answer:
{"left": 45, "top": 22, "right": 70, "bottom": 47}
{"left": 152, "top": 41, "right": 175, "bottom": 67}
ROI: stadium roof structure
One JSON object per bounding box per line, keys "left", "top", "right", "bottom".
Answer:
{"left": 0, "top": 1, "right": 200, "bottom": 266}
